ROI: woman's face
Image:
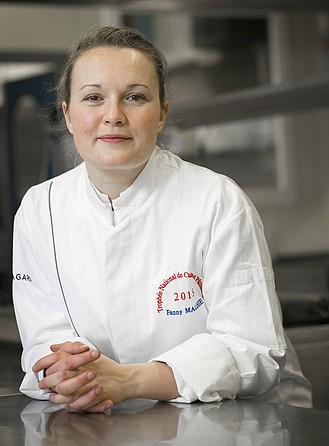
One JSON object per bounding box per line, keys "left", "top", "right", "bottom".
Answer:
{"left": 62, "top": 46, "right": 168, "bottom": 180}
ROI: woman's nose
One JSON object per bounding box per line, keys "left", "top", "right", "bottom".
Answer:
{"left": 104, "top": 101, "right": 126, "bottom": 126}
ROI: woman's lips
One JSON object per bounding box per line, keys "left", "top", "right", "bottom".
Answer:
{"left": 98, "top": 134, "right": 131, "bottom": 143}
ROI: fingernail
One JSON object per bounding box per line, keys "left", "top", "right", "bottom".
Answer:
{"left": 79, "top": 345, "right": 89, "bottom": 351}
{"left": 95, "top": 386, "right": 102, "bottom": 395}
{"left": 87, "top": 371, "right": 95, "bottom": 380}
{"left": 91, "top": 350, "right": 100, "bottom": 358}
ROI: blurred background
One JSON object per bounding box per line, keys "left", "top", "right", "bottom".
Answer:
{"left": 0, "top": 0, "right": 329, "bottom": 409}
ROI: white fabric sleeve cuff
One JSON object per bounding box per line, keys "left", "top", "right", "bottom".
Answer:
{"left": 150, "top": 333, "right": 241, "bottom": 403}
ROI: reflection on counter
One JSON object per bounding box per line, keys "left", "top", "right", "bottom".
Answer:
{"left": 22, "top": 399, "right": 288, "bottom": 446}
{"left": 273, "top": 253, "right": 329, "bottom": 411}
{"left": 0, "top": 396, "right": 328, "bottom": 446}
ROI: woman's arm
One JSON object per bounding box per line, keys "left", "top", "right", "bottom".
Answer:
{"left": 12, "top": 192, "right": 96, "bottom": 399}
{"left": 34, "top": 341, "right": 179, "bottom": 412}
{"left": 152, "top": 203, "right": 287, "bottom": 403}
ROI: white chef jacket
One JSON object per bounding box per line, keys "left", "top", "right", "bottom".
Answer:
{"left": 12, "top": 146, "right": 312, "bottom": 407}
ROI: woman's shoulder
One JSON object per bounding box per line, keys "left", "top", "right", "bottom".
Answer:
{"left": 160, "top": 149, "right": 249, "bottom": 201}
{"left": 18, "top": 163, "right": 85, "bottom": 209}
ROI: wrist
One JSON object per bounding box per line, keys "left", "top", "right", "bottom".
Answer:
{"left": 127, "top": 362, "right": 179, "bottom": 401}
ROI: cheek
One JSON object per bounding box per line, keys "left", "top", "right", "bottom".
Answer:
{"left": 137, "top": 111, "right": 163, "bottom": 137}
{"left": 71, "top": 110, "right": 97, "bottom": 137}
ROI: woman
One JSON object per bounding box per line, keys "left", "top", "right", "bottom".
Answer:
{"left": 12, "top": 26, "right": 312, "bottom": 413}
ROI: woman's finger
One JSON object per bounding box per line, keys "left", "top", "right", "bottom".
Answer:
{"left": 33, "top": 351, "right": 70, "bottom": 374}
{"left": 33, "top": 344, "right": 95, "bottom": 374}
{"left": 65, "top": 386, "right": 104, "bottom": 412}
{"left": 85, "top": 400, "right": 114, "bottom": 414}
{"left": 39, "top": 370, "right": 95, "bottom": 395}
{"left": 39, "top": 369, "right": 77, "bottom": 390}
{"left": 49, "top": 391, "right": 75, "bottom": 405}
{"left": 48, "top": 385, "right": 99, "bottom": 406}
{"left": 50, "top": 342, "right": 90, "bottom": 354}
{"left": 54, "top": 371, "right": 96, "bottom": 396}
{"left": 45, "top": 349, "right": 100, "bottom": 376}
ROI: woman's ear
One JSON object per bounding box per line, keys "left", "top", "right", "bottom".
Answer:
{"left": 62, "top": 102, "right": 73, "bottom": 134}
{"left": 158, "top": 100, "right": 169, "bottom": 133}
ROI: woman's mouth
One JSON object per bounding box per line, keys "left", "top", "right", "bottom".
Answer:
{"left": 98, "top": 134, "right": 132, "bottom": 143}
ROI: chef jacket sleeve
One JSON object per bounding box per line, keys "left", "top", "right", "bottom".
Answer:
{"left": 152, "top": 188, "right": 287, "bottom": 403}
{"left": 12, "top": 196, "right": 96, "bottom": 400}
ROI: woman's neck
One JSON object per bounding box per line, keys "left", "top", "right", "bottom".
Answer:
{"left": 85, "top": 162, "right": 147, "bottom": 200}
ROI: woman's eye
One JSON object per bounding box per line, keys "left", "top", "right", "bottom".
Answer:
{"left": 126, "top": 94, "right": 147, "bottom": 103}
{"left": 84, "top": 95, "right": 102, "bottom": 103}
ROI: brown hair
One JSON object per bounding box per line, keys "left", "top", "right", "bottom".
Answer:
{"left": 56, "top": 25, "right": 168, "bottom": 116}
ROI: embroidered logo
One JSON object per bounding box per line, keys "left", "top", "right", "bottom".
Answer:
{"left": 156, "top": 271, "right": 204, "bottom": 316}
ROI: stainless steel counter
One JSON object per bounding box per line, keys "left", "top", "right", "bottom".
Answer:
{"left": 1, "top": 394, "right": 329, "bottom": 445}
{"left": 1, "top": 327, "right": 329, "bottom": 445}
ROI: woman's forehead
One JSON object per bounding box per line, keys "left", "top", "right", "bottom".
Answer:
{"left": 73, "top": 47, "right": 155, "bottom": 75}
{"left": 70, "top": 47, "right": 158, "bottom": 90}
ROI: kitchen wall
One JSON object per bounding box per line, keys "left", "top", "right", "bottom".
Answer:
{"left": 259, "top": 14, "right": 329, "bottom": 257}
{"left": 0, "top": 3, "right": 120, "bottom": 53}
{"left": 0, "top": 5, "right": 328, "bottom": 262}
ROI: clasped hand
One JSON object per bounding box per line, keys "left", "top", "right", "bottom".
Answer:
{"left": 32, "top": 342, "right": 129, "bottom": 413}
{"left": 33, "top": 341, "right": 179, "bottom": 413}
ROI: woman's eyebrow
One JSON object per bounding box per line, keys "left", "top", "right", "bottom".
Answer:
{"left": 79, "top": 83, "right": 102, "bottom": 91}
{"left": 79, "top": 83, "right": 151, "bottom": 91}
{"left": 127, "top": 83, "right": 150, "bottom": 90}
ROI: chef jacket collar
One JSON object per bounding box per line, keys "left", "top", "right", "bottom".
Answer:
{"left": 85, "top": 146, "right": 160, "bottom": 209}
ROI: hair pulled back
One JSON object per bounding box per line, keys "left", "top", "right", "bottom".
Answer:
{"left": 56, "top": 25, "right": 168, "bottom": 118}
